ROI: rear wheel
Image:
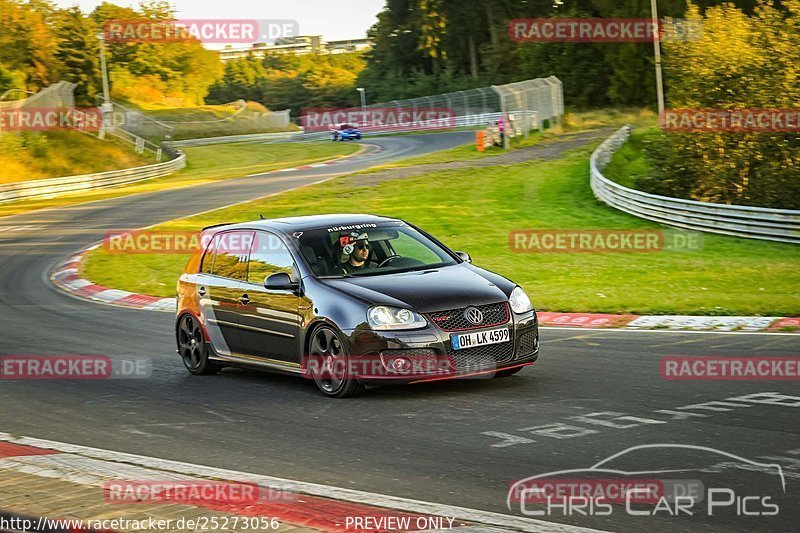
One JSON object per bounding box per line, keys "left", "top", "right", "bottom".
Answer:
{"left": 308, "top": 325, "right": 364, "bottom": 398}
{"left": 177, "top": 314, "right": 221, "bottom": 375}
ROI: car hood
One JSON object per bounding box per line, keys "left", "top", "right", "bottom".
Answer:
{"left": 322, "top": 264, "right": 511, "bottom": 313}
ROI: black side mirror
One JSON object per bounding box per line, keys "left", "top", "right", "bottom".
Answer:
{"left": 455, "top": 251, "right": 471, "bottom": 263}
{"left": 264, "top": 272, "right": 298, "bottom": 291}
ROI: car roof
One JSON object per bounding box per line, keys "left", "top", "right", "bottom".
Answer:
{"left": 206, "top": 214, "right": 402, "bottom": 233}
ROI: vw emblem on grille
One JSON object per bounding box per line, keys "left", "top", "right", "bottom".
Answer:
{"left": 464, "top": 307, "right": 484, "bottom": 325}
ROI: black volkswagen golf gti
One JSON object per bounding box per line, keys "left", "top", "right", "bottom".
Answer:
{"left": 176, "top": 214, "right": 539, "bottom": 397}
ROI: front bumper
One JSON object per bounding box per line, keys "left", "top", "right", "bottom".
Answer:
{"left": 341, "top": 310, "right": 539, "bottom": 385}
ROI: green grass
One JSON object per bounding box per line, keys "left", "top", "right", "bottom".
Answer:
{"left": 362, "top": 142, "right": 506, "bottom": 171}
{"left": 563, "top": 107, "right": 658, "bottom": 131}
{"left": 602, "top": 127, "right": 659, "bottom": 188}
{"left": 0, "top": 131, "right": 153, "bottom": 184}
{"left": 0, "top": 141, "right": 359, "bottom": 218}
{"left": 83, "top": 143, "right": 800, "bottom": 316}
{"left": 362, "top": 129, "right": 566, "bottom": 173}
{"left": 362, "top": 108, "right": 658, "bottom": 173}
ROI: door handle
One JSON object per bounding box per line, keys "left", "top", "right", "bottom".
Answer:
{"left": 198, "top": 287, "right": 206, "bottom": 296}
{"left": 239, "top": 294, "right": 250, "bottom": 305}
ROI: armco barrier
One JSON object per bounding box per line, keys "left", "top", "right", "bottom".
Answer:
{"left": 590, "top": 126, "right": 800, "bottom": 244}
{"left": 0, "top": 152, "right": 186, "bottom": 203}
{"left": 300, "top": 111, "right": 538, "bottom": 142}
{"left": 165, "top": 130, "right": 302, "bottom": 147}
{"left": 167, "top": 111, "right": 541, "bottom": 145}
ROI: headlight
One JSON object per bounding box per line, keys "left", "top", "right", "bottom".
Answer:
{"left": 509, "top": 286, "right": 533, "bottom": 314}
{"left": 367, "top": 306, "right": 427, "bottom": 330}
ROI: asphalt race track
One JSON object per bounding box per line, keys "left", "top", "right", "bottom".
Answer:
{"left": 0, "top": 131, "right": 798, "bottom": 532}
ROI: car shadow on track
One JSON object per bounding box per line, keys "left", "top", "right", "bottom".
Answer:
{"left": 199, "top": 364, "right": 540, "bottom": 400}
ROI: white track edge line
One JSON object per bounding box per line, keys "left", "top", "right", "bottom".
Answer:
{"left": 0, "top": 433, "right": 604, "bottom": 533}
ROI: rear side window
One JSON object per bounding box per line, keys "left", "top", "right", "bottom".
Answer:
{"left": 206, "top": 230, "right": 253, "bottom": 281}
{"left": 200, "top": 234, "right": 217, "bottom": 274}
{"left": 248, "top": 231, "right": 294, "bottom": 284}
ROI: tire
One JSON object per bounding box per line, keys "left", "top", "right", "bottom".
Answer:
{"left": 307, "top": 324, "right": 365, "bottom": 398}
{"left": 494, "top": 366, "right": 524, "bottom": 378}
{"left": 177, "top": 314, "right": 221, "bottom": 375}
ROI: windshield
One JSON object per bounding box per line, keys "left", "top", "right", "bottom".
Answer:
{"left": 296, "top": 222, "right": 457, "bottom": 277}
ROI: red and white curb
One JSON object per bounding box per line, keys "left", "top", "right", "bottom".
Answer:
{"left": 0, "top": 433, "right": 601, "bottom": 533}
{"left": 50, "top": 246, "right": 176, "bottom": 312}
{"left": 537, "top": 312, "right": 796, "bottom": 332}
{"left": 50, "top": 256, "right": 799, "bottom": 332}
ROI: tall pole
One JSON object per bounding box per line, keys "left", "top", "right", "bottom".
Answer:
{"left": 98, "top": 34, "right": 111, "bottom": 105}
{"left": 357, "top": 87, "right": 366, "bottom": 110}
{"left": 650, "top": 0, "right": 665, "bottom": 125}
{"left": 97, "top": 32, "right": 112, "bottom": 138}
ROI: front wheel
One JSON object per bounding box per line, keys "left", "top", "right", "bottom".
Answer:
{"left": 177, "top": 314, "right": 221, "bottom": 375}
{"left": 307, "top": 325, "right": 364, "bottom": 398}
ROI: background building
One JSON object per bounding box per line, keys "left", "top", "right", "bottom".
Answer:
{"left": 219, "top": 36, "right": 371, "bottom": 61}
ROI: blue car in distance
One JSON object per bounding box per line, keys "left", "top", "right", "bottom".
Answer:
{"left": 331, "top": 124, "right": 362, "bottom": 141}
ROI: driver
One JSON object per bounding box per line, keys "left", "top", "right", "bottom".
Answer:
{"left": 338, "top": 233, "right": 377, "bottom": 274}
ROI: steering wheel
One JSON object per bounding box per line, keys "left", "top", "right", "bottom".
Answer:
{"left": 377, "top": 255, "right": 401, "bottom": 268}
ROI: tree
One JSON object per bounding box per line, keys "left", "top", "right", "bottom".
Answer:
{"left": 54, "top": 7, "right": 102, "bottom": 105}
{"left": 0, "top": 0, "right": 58, "bottom": 89}
{"left": 645, "top": 1, "right": 800, "bottom": 208}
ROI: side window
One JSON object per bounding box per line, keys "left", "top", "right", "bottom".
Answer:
{"left": 200, "top": 234, "right": 217, "bottom": 275}
{"left": 211, "top": 230, "right": 252, "bottom": 281}
{"left": 248, "top": 231, "right": 294, "bottom": 284}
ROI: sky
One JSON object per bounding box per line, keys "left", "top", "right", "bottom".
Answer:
{"left": 52, "top": 0, "right": 385, "bottom": 41}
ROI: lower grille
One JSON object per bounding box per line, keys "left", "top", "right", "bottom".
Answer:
{"left": 447, "top": 341, "right": 514, "bottom": 370}
{"left": 379, "top": 348, "right": 437, "bottom": 358}
{"left": 518, "top": 331, "right": 538, "bottom": 357}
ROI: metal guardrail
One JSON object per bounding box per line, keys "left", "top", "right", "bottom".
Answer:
{"left": 167, "top": 112, "right": 532, "bottom": 146}
{"left": 0, "top": 152, "right": 186, "bottom": 203}
{"left": 300, "top": 111, "right": 539, "bottom": 142}
{"left": 590, "top": 126, "right": 800, "bottom": 244}
{"left": 166, "top": 130, "right": 302, "bottom": 147}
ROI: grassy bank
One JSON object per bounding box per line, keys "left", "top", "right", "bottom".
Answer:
{"left": 124, "top": 101, "right": 300, "bottom": 141}
{"left": 0, "top": 131, "right": 153, "bottom": 184}
{"left": 83, "top": 143, "right": 800, "bottom": 315}
{"left": 601, "top": 127, "right": 659, "bottom": 189}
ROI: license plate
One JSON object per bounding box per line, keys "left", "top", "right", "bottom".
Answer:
{"left": 451, "top": 327, "right": 510, "bottom": 350}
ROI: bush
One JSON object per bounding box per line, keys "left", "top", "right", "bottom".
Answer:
{"left": 655, "top": 2, "right": 800, "bottom": 209}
